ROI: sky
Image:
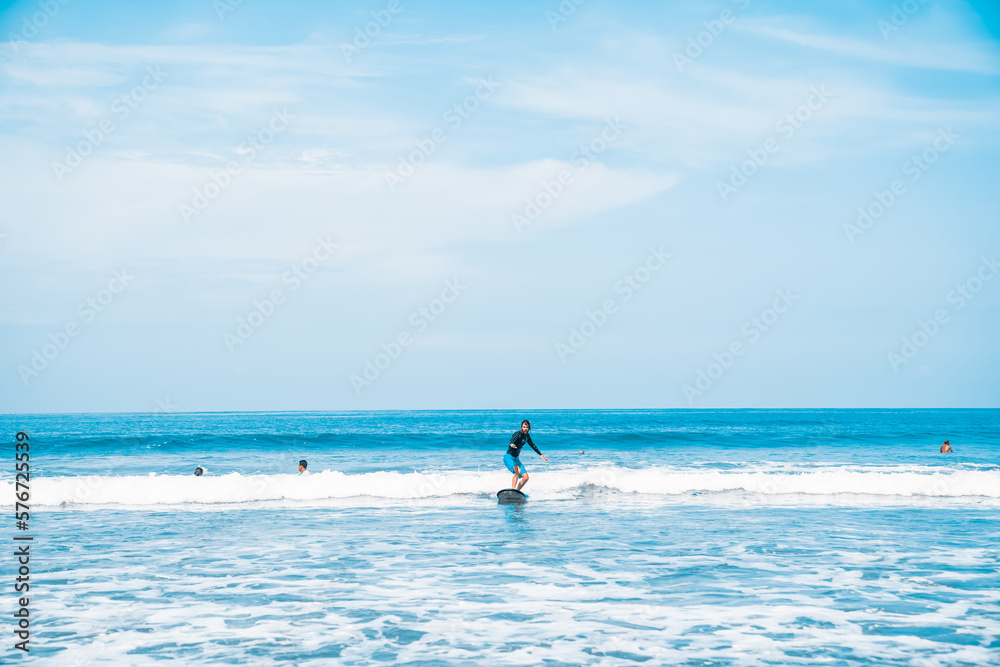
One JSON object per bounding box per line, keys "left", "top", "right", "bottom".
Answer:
{"left": 1, "top": 0, "right": 998, "bottom": 412}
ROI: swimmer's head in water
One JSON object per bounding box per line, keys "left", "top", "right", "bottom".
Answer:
{"left": 521, "top": 420, "right": 531, "bottom": 432}
{"left": 194, "top": 467, "right": 204, "bottom": 476}
{"left": 298, "top": 459, "right": 308, "bottom": 472}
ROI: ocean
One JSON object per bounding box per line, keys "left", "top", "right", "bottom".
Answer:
{"left": 3, "top": 409, "right": 999, "bottom": 665}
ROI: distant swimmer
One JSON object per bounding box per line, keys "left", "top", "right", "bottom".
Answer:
{"left": 504, "top": 420, "right": 548, "bottom": 491}
{"left": 298, "top": 459, "right": 309, "bottom": 474}
{"left": 194, "top": 467, "right": 205, "bottom": 476}
{"left": 940, "top": 440, "right": 953, "bottom": 453}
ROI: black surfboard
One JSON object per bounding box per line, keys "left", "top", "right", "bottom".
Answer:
{"left": 497, "top": 489, "right": 528, "bottom": 504}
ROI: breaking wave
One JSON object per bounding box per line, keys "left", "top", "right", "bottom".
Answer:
{"left": 17, "top": 465, "right": 1000, "bottom": 507}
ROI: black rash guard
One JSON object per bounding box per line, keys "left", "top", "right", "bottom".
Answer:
{"left": 507, "top": 431, "right": 542, "bottom": 458}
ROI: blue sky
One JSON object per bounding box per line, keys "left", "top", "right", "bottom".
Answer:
{"left": 1, "top": 0, "right": 998, "bottom": 412}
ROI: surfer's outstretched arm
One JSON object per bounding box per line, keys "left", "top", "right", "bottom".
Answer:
{"left": 526, "top": 434, "right": 548, "bottom": 461}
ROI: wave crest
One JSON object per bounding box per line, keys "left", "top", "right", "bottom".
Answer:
{"left": 16, "top": 466, "right": 1000, "bottom": 507}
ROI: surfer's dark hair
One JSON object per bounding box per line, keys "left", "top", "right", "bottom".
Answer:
{"left": 521, "top": 420, "right": 531, "bottom": 430}
{"left": 194, "top": 467, "right": 204, "bottom": 476}
{"left": 299, "top": 459, "right": 308, "bottom": 469}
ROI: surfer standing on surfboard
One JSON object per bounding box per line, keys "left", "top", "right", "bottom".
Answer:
{"left": 505, "top": 420, "right": 548, "bottom": 490}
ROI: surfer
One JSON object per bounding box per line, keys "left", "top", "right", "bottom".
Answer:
{"left": 505, "top": 420, "right": 547, "bottom": 490}
{"left": 940, "top": 440, "right": 953, "bottom": 453}
{"left": 194, "top": 467, "right": 204, "bottom": 476}
{"left": 298, "top": 459, "right": 309, "bottom": 474}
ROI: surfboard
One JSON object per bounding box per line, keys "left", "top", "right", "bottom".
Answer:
{"left": 497, "top": 489, "right": 528, "bottom": 504}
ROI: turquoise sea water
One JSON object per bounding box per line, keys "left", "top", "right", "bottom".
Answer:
{"left": 4, "top": 409, "right": 999, "bottom": 665}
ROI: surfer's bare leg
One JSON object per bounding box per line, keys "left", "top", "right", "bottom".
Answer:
{"left": 516, "top": 472, "right": 529, "bottom": 490}
{"left": 512, "top": 467, "right": 520, "bottom": 489}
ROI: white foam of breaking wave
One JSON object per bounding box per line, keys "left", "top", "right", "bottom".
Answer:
{"left": 16, "top": 466, "right": 1000, "bottom": 507}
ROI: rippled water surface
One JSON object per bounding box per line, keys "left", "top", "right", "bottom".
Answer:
{"left": 5, "top": 409, "right": 999, "bottom": 665}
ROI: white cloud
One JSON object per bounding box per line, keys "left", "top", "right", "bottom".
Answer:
{"left": 0, "top": 140, "right": 676, "bottom": 283}
{"left": 1, "top": 41, "right": 371, "bottom": 77}
{"left": 735, "top": 12, "right": 1000, "bottom": 75}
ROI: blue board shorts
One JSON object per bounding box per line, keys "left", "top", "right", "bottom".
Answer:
{"left": 504, "top": 453, "right": 527, "bottom": 476}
